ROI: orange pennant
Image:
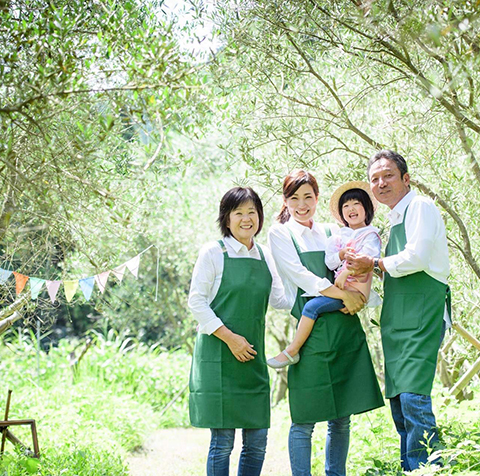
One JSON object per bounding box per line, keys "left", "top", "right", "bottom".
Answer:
{"left": 13, "top": 272, "right": 29, "bottom": 295}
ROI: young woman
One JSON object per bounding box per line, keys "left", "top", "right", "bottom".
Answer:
{"left": 267, "top": 181, "right": 382, "bottom": 369}
{"left": 267, "top": 171, "right": 383, "bottom": 476}
{"left": 188, "top": 186, "right": 289, "bottom": 476}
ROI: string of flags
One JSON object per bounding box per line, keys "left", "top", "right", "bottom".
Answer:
{"left": 0, "top": 245, "right": 155, "bottom": 304}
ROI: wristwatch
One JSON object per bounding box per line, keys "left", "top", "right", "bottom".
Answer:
{"left": 373, "top": 258, "right": 381, "bottom": 275}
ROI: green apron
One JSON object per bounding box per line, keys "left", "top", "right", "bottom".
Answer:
{"left": 189, "top": 240, "right": 272, "bottom": 429}
{"left": 382, "top": 205, "right": 447, "bottom": 398}
{"left": 288, "top": 228, "right": 384, "bottom": 424}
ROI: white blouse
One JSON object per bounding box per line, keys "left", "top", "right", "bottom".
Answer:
{"left": 267, "top": 217, "right": 340, "bottom": 309}
{"left": 325, "top": 225, "right": 382, "bottom": 271}
{"left": 188, "top": 235, "right": 290, "bottom": 335}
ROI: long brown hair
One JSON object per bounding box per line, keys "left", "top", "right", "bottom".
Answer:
{"left": 277, "top": 170, "right": 319, "bottom": 224}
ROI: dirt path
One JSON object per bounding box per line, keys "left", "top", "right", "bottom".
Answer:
{"left": 127, "top": 419, "right": 291, "bottom": 476}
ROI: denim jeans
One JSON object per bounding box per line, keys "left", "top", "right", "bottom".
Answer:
{"left": 288, "top": 416, "right": 350, "bottom": 476}
{"left": 207, "top": 428, "right": 268, "bottom": 476}
{"left": 389, "top": 321, "right": 446, "bottom": 471}
{"left": 390, "top": 393, "right": 440, "bottom": 471}
{"left": 302, "top": 296, "right": 344, "bottom": 320}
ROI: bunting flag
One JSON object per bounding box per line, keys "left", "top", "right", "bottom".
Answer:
{"left": 112, "top": 264, "right": 127, "bottom": 282}
{"left": 64, "top": 280, "right": 79, "bottom": 303}
{"left": 0, "top": 268, "right": 13, "bottom": 284}
{"left": 0, "top": 246, "right": 151, "bottom": 304}
{"left": 30, "top": 277, "right": 45, "bottom": 300}
{"left": 95, "top": 271, "right": 110, "bottom": 294}
{"left": 46, "top": 280, "right": 61, "bottom": 304}
{"left": 125, "top": 255, "right": 140, "bottom": 278}
{"left": 13, "top": 272, "right": 29, "bottom": 295}
{"left": 79, "top": 277, "right": 95, "bottom": 301}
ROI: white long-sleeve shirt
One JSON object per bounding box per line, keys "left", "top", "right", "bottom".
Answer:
{"left": 383, "top": 190, "right": 450, "bottom": 325}
{"left": 188, "top": 235, "right": 290, "bottom": 335}
{"left": 383, "top": 190, "right": 449, "bottom": 283}
{"left": 267, "top": 217, "right": 339, "bottom": 309}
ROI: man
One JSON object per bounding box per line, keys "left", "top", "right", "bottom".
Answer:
{"left": 347, "top": 150, "right": 450, "bottom": 471}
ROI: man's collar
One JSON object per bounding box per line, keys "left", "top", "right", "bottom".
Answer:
{"left": 388, "top": 190, "right": 416, "bottom": 220}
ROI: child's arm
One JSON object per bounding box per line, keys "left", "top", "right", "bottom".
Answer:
{"left": 335, "top": 268, "right": 354, "bottom": 289}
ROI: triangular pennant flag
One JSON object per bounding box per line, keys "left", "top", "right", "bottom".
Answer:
{"left": 64, "top": 280, "right": 79, "bottom": 303}
{"left": 13, "top": 272, "right": 29, "bottom": 295}
{"left": 79, "top": 277, "right": 95, "bottom": 301}
{"left": 30, "top": 277, "right": 45, "bottom": 300}
{"left": 94, "top": 271, "right": 110, "bottom": 294}
{"left": 46, "top": 280, "right": 61, "bottom": 304}
{"left": 112, "top": 263, "right": 127, "bottom": 283}
{"left": 0, "top": 268, "right": 13, "bottom": 284}
{"left": 125, "top": 254, "right": 140, "bottom": 278}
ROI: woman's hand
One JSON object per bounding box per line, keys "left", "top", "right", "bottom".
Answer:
{"left": 213, "top": 326, "right": 257, "bottom": 362}
{"left": 341, "top": 290, "right": 366, "bottom": 315}
{"left": 225, "top": 333, "right": 257, "bottom": 362}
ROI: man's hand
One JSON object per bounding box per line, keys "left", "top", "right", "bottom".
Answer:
{"left": 346, "top": 252, "right": 374, "bottom": 276}
{"left": 341, "top": 290, "right": 366, "bottom": 315}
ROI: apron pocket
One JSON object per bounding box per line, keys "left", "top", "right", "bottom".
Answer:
{"left": 392, "top": 293, "right": 424, "bottom": 331}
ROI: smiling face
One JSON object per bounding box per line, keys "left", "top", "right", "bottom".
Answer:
{"left": 227, "top": 200, "right": 259, "bottom": 248}
{"left": 341, "top": 199, "right": 367, "bottom": 230}
{"left": 284, "top": 183, "right": 318, "bottom": 227}
{"left": 369, "top": 158, "right": 410, "bottom": 209}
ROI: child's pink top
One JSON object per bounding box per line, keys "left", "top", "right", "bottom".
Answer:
{"left": 325, "top": 225, "right": 381, "bottom": 302}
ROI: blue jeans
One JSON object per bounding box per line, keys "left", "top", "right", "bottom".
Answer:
{"left": 389, "top": 321, "right": 446, "bottom": 471}
{"left": 289, "top": 417, "right": 350, "bottom": 476}
{"left": 302, "top": 296, "right": 344, "bottom": 320}
{"left": 390, "top": 393, "right": 440, "bottom": 471}
{"left": 207, "top": 428, "right": 268, "bottom": 476}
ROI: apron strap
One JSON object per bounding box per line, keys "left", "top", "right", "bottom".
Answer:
{"left": 217, "top": 239, "right": 228, "bottom": 254}
{"left": 256, "top": 244, "right": 266, "bottom": 261}
{"left": 324, "top": 225, "right": 331, "bottom": 238}
{"left": 288, "top": 229, "right": 303, "bottom": 256}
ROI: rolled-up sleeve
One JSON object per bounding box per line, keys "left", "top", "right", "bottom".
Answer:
{"left": 268, "top": 225, "right": 333, "bottom": 295}
{"left": 188, "top": 244, "right": 224, "bottom": 335}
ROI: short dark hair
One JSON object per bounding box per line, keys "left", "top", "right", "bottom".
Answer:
{"left": 277, "top": 170, "right": 319, "bottom": 224}
{"left": 338, "top": 188, "right": 375, "bottom": 227}
{"left": 367, "top": 149, "right": 408, "bottom": 178}
{"left": 217, "top": 187, "right": 264, "bottom": 238}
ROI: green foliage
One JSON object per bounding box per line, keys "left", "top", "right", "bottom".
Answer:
{"left": 0, "top": 448, "right": 127, "bottom": 476}
{"left": 0, "top": 328, "right": 191, "bottom": 473}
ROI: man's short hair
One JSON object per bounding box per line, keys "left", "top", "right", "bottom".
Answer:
{"left": 367, "top": 150, "right": 408, "bottom": 178}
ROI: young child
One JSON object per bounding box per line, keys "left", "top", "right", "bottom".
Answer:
{"left": 267, "top": 181, "right": 381, "bottom": 369}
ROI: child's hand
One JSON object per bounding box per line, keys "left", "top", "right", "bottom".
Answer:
{"left": 335, "top": 273, "right": 348, "bottom": 290}
{"left": 339, "top": 247, "right": 355, "bottom": 261}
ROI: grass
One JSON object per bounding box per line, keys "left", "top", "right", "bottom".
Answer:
{"left": 1, "top": 327, "right": 480, "bottom": 475}
{"left": 0, "top": 328, "right": 190, "bottom": 475}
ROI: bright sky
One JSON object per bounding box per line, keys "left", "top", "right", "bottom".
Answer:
{"left": 160, "top": 0, "right": 221, "bottom": 58}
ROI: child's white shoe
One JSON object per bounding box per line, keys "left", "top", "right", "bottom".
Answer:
{"left": 267, "top": 350, "right": 300, "bottom": 369}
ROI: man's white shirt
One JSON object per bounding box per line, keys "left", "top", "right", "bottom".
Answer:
{"left": 383, "top": 190, "right": 451, "bottom": 325}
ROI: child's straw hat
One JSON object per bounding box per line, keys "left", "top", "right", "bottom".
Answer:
{"left": 329, "top": 181, "right": 378, "bottom": 224}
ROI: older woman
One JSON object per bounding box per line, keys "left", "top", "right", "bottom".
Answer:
{"left": 268, "top": 170, "right": 383, "bottom": 476}
{"left": 188, "top": 186, "right": 289, "bottom": 476}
